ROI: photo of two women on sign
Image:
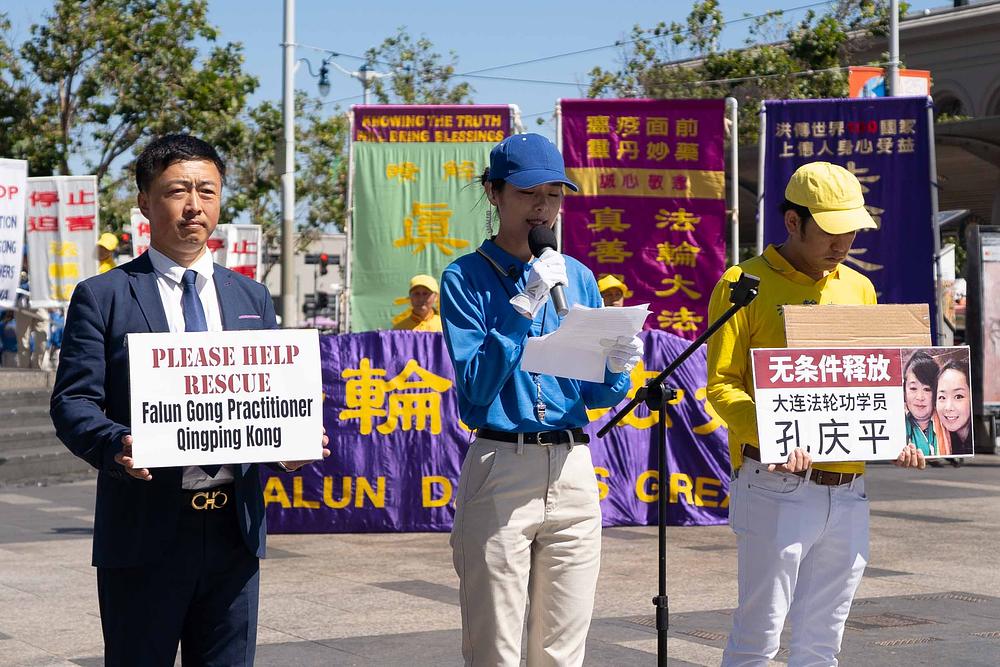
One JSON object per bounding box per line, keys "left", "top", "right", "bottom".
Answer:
{"left": 902, "top": 347, "right": 974, "bottom": 458}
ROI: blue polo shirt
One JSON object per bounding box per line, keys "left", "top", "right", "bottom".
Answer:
{"left": 440, "top": 239, "right": 630, "bottom": 433}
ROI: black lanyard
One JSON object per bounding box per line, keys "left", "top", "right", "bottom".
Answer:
{"left": 476, "top": 248, "right": 550, "bottom": 422}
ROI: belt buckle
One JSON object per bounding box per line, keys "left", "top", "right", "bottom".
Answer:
{"left": 535, "top": 431, "right": 551, "bottom": 446}
{"left": 191, "top": 489, "right": 228, "bottom": 511}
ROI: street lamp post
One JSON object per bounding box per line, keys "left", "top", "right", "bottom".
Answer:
{"left": 280, "top": 0, "right": 295, "bottom": 328}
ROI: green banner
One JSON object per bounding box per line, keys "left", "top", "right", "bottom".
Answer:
{"left": 350, "top": 142, "right": 492, "bottom": 331}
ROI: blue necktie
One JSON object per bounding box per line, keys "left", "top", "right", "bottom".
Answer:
{"left": 181, "top": 270, "right": 219, "bottom": 478}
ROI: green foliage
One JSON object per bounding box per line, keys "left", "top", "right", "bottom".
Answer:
{"left": 223, "top": 94, "right": 349, "bottom": 262}
{"left": 587, "top": 0, "right": 909, "bottom": 144}
{"left": 364, "top": 27, "right": 474, "bottom": 105}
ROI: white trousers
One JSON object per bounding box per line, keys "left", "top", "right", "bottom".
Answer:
{"left": 451, "top": 435, "right": 602, "bottom": 667}
{"left": 722, "top": 459, "right": 869, "bottom": 667}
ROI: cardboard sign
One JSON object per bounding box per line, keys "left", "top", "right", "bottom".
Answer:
{"left": 752, "top": 346, "right": 973, "bottom": 463}
{"left": 783, "top": 304, "right": 931, "bottom": 348}
{"left": 128, "top": 329, "right": 322, "bottom": 468}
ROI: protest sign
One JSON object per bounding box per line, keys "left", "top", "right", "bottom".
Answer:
{"left": 752, "top": 346, "right": 973, "bottom": 463}
{"left": 559, "top": 98, "right": 726, "bottom": 339}
{"left": 26, "top": 176, "right": 99, "bottom": 306}
{"left": 128, "top": 329, "right": 323, "bottom": 468}
{"left": 0, "top": 159, "right": 27, "bottom": 308}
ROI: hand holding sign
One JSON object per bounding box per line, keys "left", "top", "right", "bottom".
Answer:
{"left": 280, "top": 427, "right": 331, "bottom": 472}
{"left": 114, "top": 434, "right": 152, "bottom": 481}
{"left": 766, "top": 447, "right": 812, "bottom": 474}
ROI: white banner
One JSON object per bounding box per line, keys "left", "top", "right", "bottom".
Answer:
{"left": 128, "top": 329, "right": 323, "bottom": 468}
{"left": 127, "top": 212, "right": 261, "bottom": 282}
{"left": 26, "top": 176, "right": 99, "bottom": 307}
{"left": 752, "top": 346, "right": 974, "bottom": 463}
{"left": 0, "top": 159, "right": 27, "bottom": 309}
{"left": 222, "top": 224, "right": 263, "bottom": 281}
{"left": 129, "top": 207, "right": 151, "bottom": 257}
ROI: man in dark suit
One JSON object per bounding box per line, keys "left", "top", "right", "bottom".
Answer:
{"left": 50, "top": 134, "right": 329, "bottom": 666}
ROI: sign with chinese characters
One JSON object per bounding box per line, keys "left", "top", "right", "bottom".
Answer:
{"left": 0, "top": 159, "right": 27, "bottom": 309}
{"left": 559, "top": 99, "right": 726, "bottom": 339}
{"left": 127, "top": 210, "right": 262, "bottom": 282}
{"left": 352, "top": 105, "right": 513, "bottom": 143}
{"left": 349, "top": 141, "right": 491, "bottom": 331}
{"left": 762, "top": 97, "right": 935, "bottom": 318}
{"left": 25, "top": 176, "right": 99, "bottom": 307}
{"left": 263, "top": 329, "right": 733, "bottom": 533}
{"left": 752, "top": 346, "right": 973, "bottom": 464}
{"left": 128, "top": 329, "right": 323, "bottom": 468}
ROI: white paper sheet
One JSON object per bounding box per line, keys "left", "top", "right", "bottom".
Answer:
{"left": 521, "top": 304, "right": 651, "bottom": 382}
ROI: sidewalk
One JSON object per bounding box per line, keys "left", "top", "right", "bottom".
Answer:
{"left": 1, "top": 458, "right": 998, "bottom": 666}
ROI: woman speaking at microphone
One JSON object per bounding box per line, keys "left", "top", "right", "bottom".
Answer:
{"left": 440, "top": 133, "right": 643, "bottom": 667}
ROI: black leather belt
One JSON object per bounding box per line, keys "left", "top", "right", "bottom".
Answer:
{"left": 477, "top": 427, "right": 590, "bottom": 446}
{"left": 181, "top": 484, "right": 234, "bottom": 511}
{"left": 741, "top": 445, "right": 861, "bottom": 486}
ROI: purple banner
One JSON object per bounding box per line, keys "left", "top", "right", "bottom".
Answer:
{"left": 559, "top": 99, "right": 727, "bottom": 340}
{"left": 263, "top": 330, "right": 732, "bottom": 533}
{"left": 352, "top": 105, "right": 512, "bottom": 143}
{"left": 762, "top": 97, "right": 935, "bottom": 316}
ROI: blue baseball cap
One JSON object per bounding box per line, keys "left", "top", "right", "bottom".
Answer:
{"left": 489, "top": 134, "right": 578, "bottom": 192}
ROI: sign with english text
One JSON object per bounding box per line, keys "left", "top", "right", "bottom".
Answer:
{"left": 0, "top": 159, "right": 27, "bottom": 309}
{"left": 128, "top": 329, "right": 323, "bottom": 468}
{"left": 752, "top": 346, "right": 973, "bottom": 463}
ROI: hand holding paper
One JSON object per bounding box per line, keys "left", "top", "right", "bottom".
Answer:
{"left": 521, "top": 304, "right": 650, "bottom": 382}
{"left": 600, "top": 335, "right": 644, "bottom": 374}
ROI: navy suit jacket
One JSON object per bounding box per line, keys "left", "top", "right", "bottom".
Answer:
{"left": 50, "top": 252, "right": 277, "bottom": 568}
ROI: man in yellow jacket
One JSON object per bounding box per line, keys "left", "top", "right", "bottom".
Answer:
{"left": 706, "top": 162, "right": 925, "bottom": 667}
{"left": 393, "top": 274, "right": 442, "bottom": 332}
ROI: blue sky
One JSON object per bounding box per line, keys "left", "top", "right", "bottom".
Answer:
{"left": 1, "top": 0, "right": 950, "bottom": 138}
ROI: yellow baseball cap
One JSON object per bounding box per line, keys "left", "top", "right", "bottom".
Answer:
{"left": 409, "top": 274, "right": 439, "bottom": 293}
{"left": 97, "top": 232, "right": 119, "bottom": 251}
{"left": 597, "top": 275, "right": 627, "bottom": 295}
{"left": 784, "top": 162, "right": 877, "bottom": 234}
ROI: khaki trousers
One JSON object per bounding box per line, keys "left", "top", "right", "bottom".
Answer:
{"left": 451, "top": 435, "right": 602, "bottom": 667}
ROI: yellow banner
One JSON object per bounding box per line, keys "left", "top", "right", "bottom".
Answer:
{"left": 565, "top": 167, "right": 725, "bottom": 200}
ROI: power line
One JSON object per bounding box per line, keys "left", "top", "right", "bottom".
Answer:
{"left": 453, "top": 0, "right": 835, "bottom": 77}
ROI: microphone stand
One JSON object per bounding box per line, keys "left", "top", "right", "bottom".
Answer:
{"left": 596, "top": 273, "right": 760, "bottom": 666}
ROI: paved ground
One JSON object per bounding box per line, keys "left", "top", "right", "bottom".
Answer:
{"left": 1, "top": 458, "right": 999, "bottom": 666}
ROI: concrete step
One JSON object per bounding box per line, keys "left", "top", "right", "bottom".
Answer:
{"left": 0, "top": 388, "right": 52, "bottom": 409}
{"left": 0, "top": 425, "right": 63, "bottom": 455}
{"left": 0, "top": 405, "right": 53, "bottom": 430}
{"left": 0, "top": 369, "right": 54, "bottom": 391}
{"left": 0, "top": 444, "right": 95, "bottom": 485}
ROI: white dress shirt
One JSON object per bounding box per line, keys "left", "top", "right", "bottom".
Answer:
{"left": 147, "top": 246, "right": 235, "bottom": 489}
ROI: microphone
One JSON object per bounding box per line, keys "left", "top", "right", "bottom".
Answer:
{"left": 527, "top": 226, "right": 569, "bottom": 317}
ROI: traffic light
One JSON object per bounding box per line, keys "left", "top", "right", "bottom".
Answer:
{"left": 319, "top": 253, "right": 329, "bottom": 275}
{"left": 316, "top": 292, "right": 329, "bottom": 310}
{"left": 302, "top": 293, "right": 317, "bottom": 319}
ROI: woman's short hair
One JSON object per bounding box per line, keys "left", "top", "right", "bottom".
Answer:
{"left": 904, "top": 351, "right": 940, "bottom": 393}
{"left": 480, "top": 167, "right": 505, "bottom": 193}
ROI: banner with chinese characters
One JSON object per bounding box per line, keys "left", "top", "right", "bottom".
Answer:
{"left": 26, "top": 176, "right": 99, "bottom": 307}
{"left": 352, "top": 105, "right": 513, "bottom": 143}
{"left": 0, "top": 159, "right": 27, "bottom": 309}
{"left": 762, "top": 97, "right": 935, "bottom": 311}
{"left": 752, "top": 346, "right": 973, "bottom": 463}
{"left": 558, "top": 99, "right": 727, "bottom": 340}
{"left": 349, "top": 141, "right": 491, "bottom": 331}
{"left": 262, "top": 329, "right": 733, "bottom": 533}
{"left": 127, "top": 210, "right": 262, "bottom": 281}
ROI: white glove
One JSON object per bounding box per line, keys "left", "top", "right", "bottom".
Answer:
{"left": 600, "top": 335, "right": 643, "bottom": 374}
{"left": 510, "top": 249, "right": 568, "bottom": 318}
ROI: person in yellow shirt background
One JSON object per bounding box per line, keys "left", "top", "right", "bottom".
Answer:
{"left": 597, "top": 275, "right": 628, "bottom": 308}
{"left": 706, "top": 161, "right": 925, "bottom": 667}
{"left": 97, "top": 232, "right": 119, "bottom": 274}
{"left": 393, "top": 274, "right": 442, "bottom": 332}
